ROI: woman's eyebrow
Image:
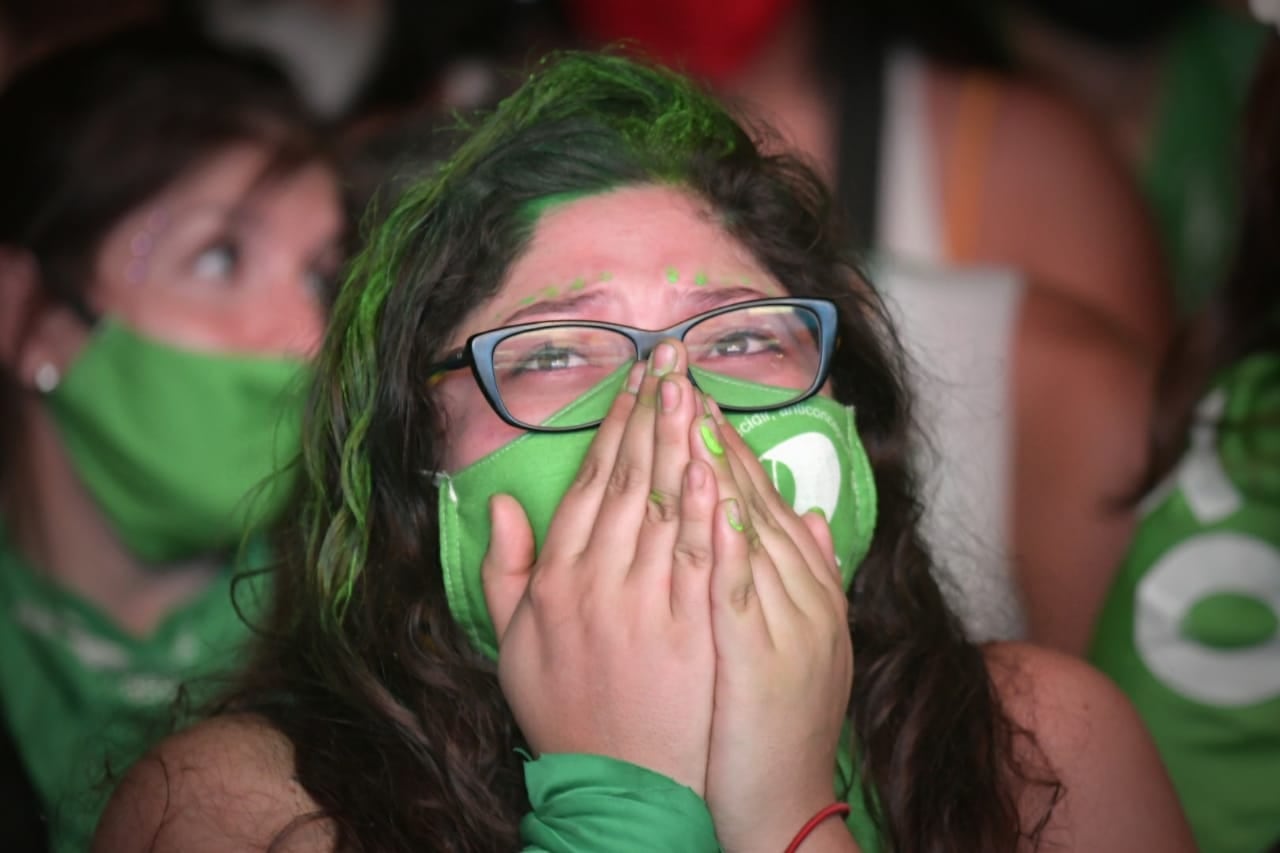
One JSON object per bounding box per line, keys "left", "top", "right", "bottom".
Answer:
{"left": 499, "top": 287, "right": 610, "bottom": 325}
{"left": 682, "top": 284, "right": 779, "bottom": 312}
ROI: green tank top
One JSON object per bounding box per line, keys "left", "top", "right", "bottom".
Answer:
{"left": 1089, "top": 353, "right": 1280, "bottom": 853}
{"left": 1142, "top": 7, "right": 1267, "bottom": 314}
{"left": 0, "top": 531, "right": 268, "bottom": 853}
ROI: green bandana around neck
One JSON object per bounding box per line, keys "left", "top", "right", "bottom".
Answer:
{"left": 45, "top": 319, "right": 310, "bottom": 564}
{"left": 438, "top": 369, "right": 878, "bottom": 658}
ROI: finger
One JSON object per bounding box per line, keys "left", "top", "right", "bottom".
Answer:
{"left": 585, "top": 340, "right": 687, "bottom": 571}
{"left": 710, "top": 497, "right": 774, "bottom": 651}
{"left": 481, "top": 493, "right": 536, "bottom": 645}
{"left": 668, "top": 459, "right": 717, "bottom": 621}
{"left": 716, "top": 423, "right": 832, "bottom": 615}
{"left": 630, "top": 370, "right": 700, "bottom": 581}
{"left": 707, "top": 398, "right": 839, "bottom": 604}
{"left": 693, "top": 411, "right": 818, "bottom": 624}
{"left": 695, "top": 415, "right": 801, "bottom": 640}
{"left": 801, "top": 510, "right": 842, "bottom": 588}
{"left": 539, "top": 360, "right": 644, "bottom": 559}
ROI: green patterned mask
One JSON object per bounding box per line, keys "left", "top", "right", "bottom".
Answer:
{"left": 438, "top": 370, "right": 878, "bottom": 658}
{"left": 46, "top": 320, "right": 309, "bottom": 563}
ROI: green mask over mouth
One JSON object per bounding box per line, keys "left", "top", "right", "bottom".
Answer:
{"left": 45, "top": 319, "right": 310, "bottom": 564}
{"left": 437, "top": 369, "right": 878, "bottom": 658}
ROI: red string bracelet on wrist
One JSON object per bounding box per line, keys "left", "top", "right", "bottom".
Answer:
{"left": 784, "top": 802, "right": 852, "bottom": 853}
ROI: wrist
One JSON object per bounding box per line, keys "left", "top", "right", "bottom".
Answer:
{"left": 784, "top": 803, "right": 854, "bottom": 853}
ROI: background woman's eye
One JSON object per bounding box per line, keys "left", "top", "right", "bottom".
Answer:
{"left": 192, "top": 243, "right": 239, "bottom": 280}
{"left": 304, "top": 267, "right": 336, "bottom": 301}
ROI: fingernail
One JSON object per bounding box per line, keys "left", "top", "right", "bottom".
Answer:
{"left": 660, "top": 377, "right": 680, "bottom": 412}
{"left": 725, "top": 499, "right": 744, "bottom": 532}
{"left": 810, "top": 508, "right": 827, "bottom": 521}
{"left": 626, "top": 361, "right": 645, "bottom": 394}
{"left": 686, "top": 461, "right": 706, "bottom": 490}
{"left": 649, "top": 342, "right": 676, "bottom": 377}
{"left": 699, "top": 419, "right": 724, "bottom": 456}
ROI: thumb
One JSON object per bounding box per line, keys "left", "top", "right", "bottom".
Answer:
{"left": 481, "top": 493, "right": 535, "bottom": 644}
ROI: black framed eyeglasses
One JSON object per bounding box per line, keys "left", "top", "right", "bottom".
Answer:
{"left": 428, "top": 297, "right": 839, "bottom": 433}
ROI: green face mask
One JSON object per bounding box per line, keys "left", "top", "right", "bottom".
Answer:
{"left": 45, "top": 319, "right": 310, "bottom": 563}
{"left": 438, "top": 370, "right": 878, "bottom": 658}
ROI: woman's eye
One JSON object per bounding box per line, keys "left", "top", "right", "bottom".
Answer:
{"left": 708, "top": 331, "right": 780, "bottom": 357}
{"left": 514, "top": 346, "right": 586, "bottom": 374}
{"left": 192, "top": 243, "right": 238, "bottom": 280}
{"left": 304, "top": 267, "right": 336, "bottom": 301}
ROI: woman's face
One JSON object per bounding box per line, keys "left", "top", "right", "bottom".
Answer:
{"left": 84, "top": 142, "right": 344, "bottom": 358}
{"left": 434, "top": 184, "right": 788, "bottom": 472}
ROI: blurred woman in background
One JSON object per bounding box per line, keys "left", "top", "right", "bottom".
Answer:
{"left": 0, "top": 26, "right": 345, "bottom": 851}
{"left": 1088, "top": 30, "right": 1280, "bottom": 853}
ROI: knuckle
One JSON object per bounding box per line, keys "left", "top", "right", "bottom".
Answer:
{"left": 645, "top": 490, "right": 681, "bottom": 524}
{"left": 526, "top": 570, "right": 559, "bottom": 609}
{"left": 571, "top": 453, "right": 606, "bottom": 490}
{"left": 730, "top": 580, "right": 756, "bottom": 612}
{"left": 605, "top": 458, "right": 647, "bottom": 497}
{"left": 672, "top": 539, "right": 714, "bottom": 572}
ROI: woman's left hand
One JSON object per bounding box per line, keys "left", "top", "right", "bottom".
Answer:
{"left": 693, "top": 401, "right": 855, "bottom": 853}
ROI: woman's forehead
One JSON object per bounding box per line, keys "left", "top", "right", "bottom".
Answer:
{"left": 468, "top": 186, "right": 783, "bottom": 333}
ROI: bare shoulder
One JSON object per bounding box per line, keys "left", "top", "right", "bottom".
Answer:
{"left": 93, "top": 714, "right": 332, "bottom": 853}
{"left": 983, "top": 643, "right": 1195, "bottom": 852}
{"left": 929, "top": 63, "right": 1172, "bottom": 353}
{"left": 1015, "top": 284, "right": 1154, "bottom": 476}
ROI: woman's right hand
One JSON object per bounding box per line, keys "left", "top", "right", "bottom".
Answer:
{"left": 481, "top": 340, "right": 719, "bottom": 795}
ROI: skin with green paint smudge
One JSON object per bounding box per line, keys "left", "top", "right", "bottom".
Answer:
{"left": 725, "top": 499, "right": 745, "bottom": 532}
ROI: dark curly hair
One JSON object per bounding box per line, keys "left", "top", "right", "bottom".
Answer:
{"left": 223, "top": 51, "right": 1059, "bottom": 851}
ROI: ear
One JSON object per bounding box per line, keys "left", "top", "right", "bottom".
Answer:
{"left": 0, "top": 246, "right": 41, "bottom": 376}
{"left": 0, "top": 246, "right": 88, "bottom": 391}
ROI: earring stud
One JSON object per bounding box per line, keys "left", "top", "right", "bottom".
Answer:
{"left": 33, "top": 363, "right": 60, "bottom": 393}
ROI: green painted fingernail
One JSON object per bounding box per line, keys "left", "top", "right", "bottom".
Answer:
{"left": 725, "top": 499, "right": 744, "bottom": 531}
{"left": 700, "top": 420, "right": 724, "bottom": 456}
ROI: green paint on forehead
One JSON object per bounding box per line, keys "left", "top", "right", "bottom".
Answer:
{"left": 569, "top": 277, "right": 587, "bottom": 291}
{"left": 543, "top": 285, "right": 559, "bottom": 298}
{"left": 665, "top": 267, "right": 680, "bottom": 283}
{"left": 599, "top": 271, "right": 613, "bottom": 281}
{"left": 694, "top": 271, "right": 709, "bottom": 286}
{"left": 519, "top": 190, "right": 603, "bottom": 225}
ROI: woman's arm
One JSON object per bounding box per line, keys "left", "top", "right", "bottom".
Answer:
{"left": 950, "top": 72, "right": 1174, "bottom": 358}
{"left": 986, "top": 643, "right": 1196, "bottom": 852}
{"left": 1011, "top": 287, "right": 1155, "bottom": 654}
